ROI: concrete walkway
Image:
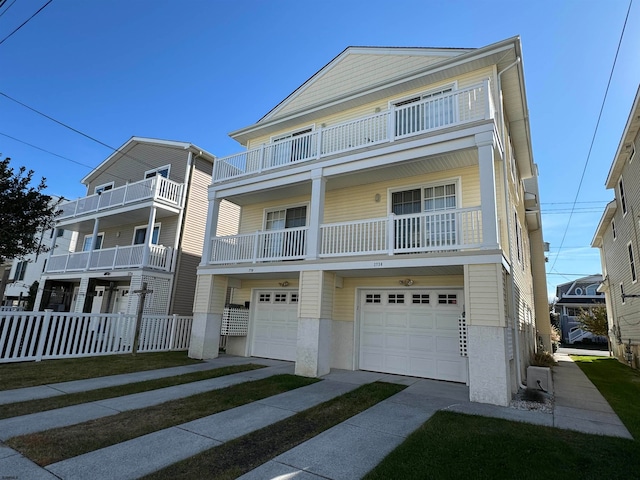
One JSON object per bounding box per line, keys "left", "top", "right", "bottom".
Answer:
{"left": 0, "top": 352, "right": 633, "bottom": 480}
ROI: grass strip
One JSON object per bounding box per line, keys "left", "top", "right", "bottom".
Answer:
{"left": 8, "top": 374, "right": 317, "bottom": 466}
{"left": 144, "top": 381, "right": 405, "bottom": 480}
{"left": 0, "top": 363, "right": 264, "bottom": 420}
{"left": 0, "top": 352, "right": 202, "bottom": 391}
{"left": 364, "top": 410, "right": 639, "bottom": 480}
{"left": 573, "top": 355, "right": 640, "bottom": 438}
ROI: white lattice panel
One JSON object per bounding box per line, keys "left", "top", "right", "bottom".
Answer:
{"left": 458, "top": 314, "right": 468, "bottom": 357}
{"left": 141, "top": 275, "right": 170, "bottom": 315}
{"left": 221, "top": 307, "right": 249, "bottom": 336}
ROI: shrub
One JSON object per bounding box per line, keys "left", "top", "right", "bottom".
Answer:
{"left": 531, "top": 351, "right": 557, "bottom": 367}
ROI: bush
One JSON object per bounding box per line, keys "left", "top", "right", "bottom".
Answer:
{"left": 531, "top": 351, "right": 557, "bottom": 367}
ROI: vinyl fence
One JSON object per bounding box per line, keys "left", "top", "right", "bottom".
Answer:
{"left": 0, "top": 311, "right": 193, "bottom": 363}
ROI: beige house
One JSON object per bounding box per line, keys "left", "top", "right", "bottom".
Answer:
{"left": 191, "top": 37, "right": 551, "bottom": 406}
{"left": 592, "top": 85, "right": 640, "bottom": 368}
{"left": 35, "top": 137, "right": 238, "bottom": 316}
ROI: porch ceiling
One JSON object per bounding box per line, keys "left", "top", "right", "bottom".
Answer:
{"left": 57, "top": 207, "right": 179, "bottom": 234}
{"left": 224, "top": 147, "right": 478, "bottom": 206}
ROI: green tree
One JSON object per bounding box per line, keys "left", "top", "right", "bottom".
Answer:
{"left": 577, "top": 305, "right": 610, "bottom": 354}
{"left": 0, "top": 157, "right": 60, "bottom": 263}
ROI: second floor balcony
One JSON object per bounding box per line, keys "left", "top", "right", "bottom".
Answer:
{"left": 45, "top": 244, "right": 173, "bottom": 274}
{"left": 213, "top": 81, "right": 494, "bottom": 183}
{"left": 57, "top": 176, "right": 184, "bottom": 222}
{"left": 209, "top": 207, "right": 483, "bottom": 265}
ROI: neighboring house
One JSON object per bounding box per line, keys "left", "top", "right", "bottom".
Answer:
{"left": 1, "top": 208, "right": 77, "bottom": 309}
{"left": 592, "top": 85, "right": 640, "bottom": 368}
{"left": 34, "top": 137, "right": 238, "bottom": 316}
{"left": 553, "top": 274, "right": 606, "bottom": 344}
{"left": 191, "top": 37, "right": 551, "bottom": 406}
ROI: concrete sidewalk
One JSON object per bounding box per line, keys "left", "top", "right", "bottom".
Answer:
{"left": 0, "top": 352, "right": 633, "bottom": 480}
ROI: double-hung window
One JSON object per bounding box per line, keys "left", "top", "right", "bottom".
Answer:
{"left": 145, "top": 165, "right": 170, "bottom": 179}
{"left": 82, "top": 233, "right": 104, "bottom": 251}
{"left": 14, "top": 260, "right": 28, "bottom": 281}
{"left": 133, "top": 224, "right": 161, "bottom": 245}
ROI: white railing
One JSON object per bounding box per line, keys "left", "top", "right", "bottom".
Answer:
{"left": 209, "top": 207, "right": 482, "bottom": 263}
{"left": 213, "top": 81, "right": 493, "bottom": 182}
{"left": 0, "top": 312, "right": 192, "bottom": 363}
{"left": 45, "top": 245, "right": 173, "bottom": 273}
{"left": 58, "top": 176, "right": 184, "bottom": 220}
{"left": 210, "top": 227, "right": 308, "bottom": 264}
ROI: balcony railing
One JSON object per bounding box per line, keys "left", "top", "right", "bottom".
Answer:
{"left": 57, "top": 177, "right": 184, "bottom": 221}
{"left": 208, "top": 207, "right": 482, "bottom": 264}
{"left": 45, "top": 244, "right": 173, "bottom": 273}
{"left": 213, "top": 81, "right": 494, "bottom": 182}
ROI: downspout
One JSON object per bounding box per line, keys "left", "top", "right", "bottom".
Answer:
{"left": 497, "top": 56, "right": 527, "bottom": 390}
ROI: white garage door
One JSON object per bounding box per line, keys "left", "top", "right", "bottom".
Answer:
{"left": 251, "top": 290, "right": 299, "bottom": 361}
{"left": 359, "top": 289, "right": 467, "bottom": 383}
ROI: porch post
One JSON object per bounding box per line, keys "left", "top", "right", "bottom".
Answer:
{"left": 306, "top": 169, "right": 326, "bottom": 260}
{"left": 201, "top": 191, "right": 221, "bottom": 266}
{"left": 476, "top": 132, "right": 499, "bottom": 250}
{"left": 296, "top": 270, "right": 334, "bottom": 377}
{"left": 189, "top": 274, "right": 227, "bottom": 359}
{"left": 86, "top": 218, "right": 100, "bottom": 270}
{"left": 142, "top": 207, "right": 157, "bottom": 267}
{"left": 45, "top": 227, "right": 59, "bottom": 273}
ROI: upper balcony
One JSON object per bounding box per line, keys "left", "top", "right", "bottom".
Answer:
{"left": 57, "top": 176, "right": 184, "bottom": 224}
{"left": 213, "top": 81, "right": 494, "bottom": 184}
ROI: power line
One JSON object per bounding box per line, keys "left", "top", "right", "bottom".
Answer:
{"left": 0, "top": 0, "right": 53, "bottom": 47}
{"left": 0, "top": 0, "right": 17, "bottom": 18}
{"left": 0, "top": 132, "right": 94, "bottom": 170}
{"left": 550, "top": 0, "right": 632, "bottom": 271}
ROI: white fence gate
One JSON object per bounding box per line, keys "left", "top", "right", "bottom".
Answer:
{"left": 0, "top": 311, "right": 193, "bottom": 363}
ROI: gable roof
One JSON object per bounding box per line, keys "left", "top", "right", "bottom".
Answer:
{"left": 260, "top": 46, "right": 470, "bottom": 123}
{"left": 81, "top": 137, "right": 215, "bottom": 185}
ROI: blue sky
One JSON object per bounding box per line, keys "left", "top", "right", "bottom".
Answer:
{"left": 1, "top": 0, "right": 639, "bottom": 299}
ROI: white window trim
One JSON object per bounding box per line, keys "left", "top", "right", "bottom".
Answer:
{"left": 133, "top": 223, "right": 161, "bottom": 245}
{"left": 94, "top": 182, "right": 114, "bottom": 194}
{"left": 388, "top": 81, "right": 458, "bottom": 109}
{"left": 619, "top": 177, "right": 627, "bottom": 217}
{"left": 144, "top": 164, "right": 171, "bottom": 179}
{"left": 387, "top": 177, "right": 462, "bottom": 214}
{"left": 262, "top": 203, "right": 310, "bottom": 230}
{"left": 621, "top": 283, "right": 626, "bottom": 304}
{"left": 628, "top": 241, "right": 637, "bottom": 284}
{"left": 83, "top": 232, "right": 104, "bottom": 251}
{"left": 612, "top": 219, "right": 617, "bottom": 240}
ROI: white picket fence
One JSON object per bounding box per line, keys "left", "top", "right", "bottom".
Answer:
{"left": 0, "top": 311, "right": 193, "bottom": 363}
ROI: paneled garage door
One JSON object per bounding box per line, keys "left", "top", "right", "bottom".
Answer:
{"left": 251, "top": 290, "right": 299, "bottom": 361}
{"left": 359, "top": 289, "right": 467, "bottom": 383}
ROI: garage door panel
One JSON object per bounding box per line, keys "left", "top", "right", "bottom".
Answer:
{"left": 385, "top": 333, "right": 408, "bottom": 349}
{"left": 409, "top": 335, "right": 435, "bottom": 351}
{"left": 360, "top": 289, "right": 467, "bottom": 383}
{"left": 408, "top": 312, "right": 434, "bottom": 329}
{"left": 385, "top": 313, "right": 407, "bottom": 328}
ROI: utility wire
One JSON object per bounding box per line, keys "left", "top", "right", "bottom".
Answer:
{"left": 0, "top": 132, "right": 95, "bottom": 170}
{"left": 550, "top": 0, "right": 632, "bottom": 271}
{"left": 0, "top": 0, "right": 53, "bottom": 47}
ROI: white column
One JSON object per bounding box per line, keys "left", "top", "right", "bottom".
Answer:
{"left": 201, "top": 193, "right": 222, "bottom": 266}
{"left": 142, "top": 207, "right": 157, "bottom": 267}
{"left": 44, "top": 227, "right": 59, "bottom": 272}
{"left": 86, "top": 218, "right": 100, "bottom": 270}
{"left": 189, "top": 274, "right": 227, "bottom": 359}
{"left": 306, "top": 169, "right": 326, "bottom": 260}
{"left": 295, "top": 270, "right": 333, "bottom": 377}
{"left": 476, "top": 133, "right": 499, "bottom": 250}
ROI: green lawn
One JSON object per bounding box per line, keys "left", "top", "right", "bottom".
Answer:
{"left": 0, "top": 363, "right": 264, "bottom": 419}
{"left": 365, "top": 356, "right": 639, "bottom": 480}
{"left": 8, "top": 374, "right": 318, "bottom": 466}
{"left": 144, "top": 382, "right": 406, "bottom": 480}
{"left": 0, "top": 351, "right": 202, "bottom": 390}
